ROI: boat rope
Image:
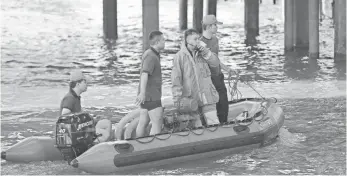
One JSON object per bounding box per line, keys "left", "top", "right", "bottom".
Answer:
{"left": 228, "top": 71, "right": 243, "bottom": 101}
{"left": 227, "top": 71, "right": 278, "bottom": 122}
{"left": 132, "top": 116, "right": 257, "bottom": 144}
{"left": 131, "top": 73, "right": 279, "bottom": 144}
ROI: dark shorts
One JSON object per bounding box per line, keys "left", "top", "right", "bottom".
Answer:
{"left": 140, "top": 100, "right": 162, "bottom": 111}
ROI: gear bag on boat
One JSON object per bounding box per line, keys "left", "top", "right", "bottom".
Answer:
{"left": 54, "top": 112, "right": 97, "bottom": 162}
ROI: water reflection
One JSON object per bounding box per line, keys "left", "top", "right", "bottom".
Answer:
{"left": 284, "top": 51, "right": 320, "bottom": 80}
{"left": 333, "top": 60, "right": 346, "bottom": 80}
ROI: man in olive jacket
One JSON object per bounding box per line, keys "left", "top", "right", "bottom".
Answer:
{"left": 171, "top": 29, "right": 220, "bottom": 127}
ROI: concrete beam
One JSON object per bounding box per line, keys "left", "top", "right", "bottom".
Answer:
{"left": 244, "top": 0, "right": 259, "bottom": 45}
{"left": 309, "top": 0, "right": 319, "bottom": 58}
{"left": 193, "top": 0, "right": 204, "bottom": 33}
{"left": 334, "top": 0, "right": 346, "bottom": 62}
{"left": 103, "top": 0, "right": 118, "bottom": 39}
{"left": 142, "top": 0, "right": 159, "bottom": 51}
{"left": 179, "top": 0, "right": 188, "bottom": 30}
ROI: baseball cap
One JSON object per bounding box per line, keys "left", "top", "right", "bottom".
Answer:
{"left": 69, "top": 70, "right": 86, "bottom": 82}
{"left": 202, "top": 15, "right": 223, "bottom": 25}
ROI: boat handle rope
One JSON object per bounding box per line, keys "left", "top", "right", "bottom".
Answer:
{"left": 135, "top": 119, "right": 191, "bottom": 144}
{"left": 134, "top": 105, "right": 271, "bottom": 143}
{"left": 133, "top": 110, "right": 266, "bottom": 144}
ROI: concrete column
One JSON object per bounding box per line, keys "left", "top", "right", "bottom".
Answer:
{"left": 295, "top": 0, "right": 309, "bottom": 50}
{"left": 319, "top": 0, "right": 324, "bottom": 22}
{"left": 193, "top": 0, "right": 204, "bottom": 33}
{"left": 334, "top": 0, "right": 346, "bottom": 61}
{"left": 207, "top": 0, "right": 217, "bottom": 16}
{"left": 284, "top": 0, "right": 295, "bottom": 52}
{"left": 292, "top": 0, "right": 297, "bottom": 47}
{"left": 204, "top": 0, "right": 208, "bottom": 16}
{"left": 332, "top": 0, "right": 335, "bottom": 25}
{"left": 103, "top": 0, "right": 118, "bottom": 39}
{"left": 255, "top": 0, "right": 259, "bottom": 36}
{"left": 142, "top": 0, "right": 159, "bottom": 51}
{"left": 309, "top": 0, "right": 319, "bottom": 58}
{"left": 244, "top": 0, "right": 259, "bottom": 45}
{"left": 179, "top": 0, "right": 188, "bottom": 30}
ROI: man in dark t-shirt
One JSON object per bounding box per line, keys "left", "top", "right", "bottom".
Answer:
{"left": 201, "top": 15, "right": 239, "bottom": 123}
{"left": 59, "top": 70, "right": 113, "bottom": 143}
{"left": 59, "top": 70, "right": 87, "bottom": 115}
{"left": 135, "top": 31, "right": 166, "bottom": 137}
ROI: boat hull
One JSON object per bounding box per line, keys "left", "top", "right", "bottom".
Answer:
{"left": 1, "top": 136, "right": 63, "bottom": 162}
{"left": 72, "top": 99, "right": 284, "bottom": 174}
{"left": 1, "top": 98, "right": 284, "bottom": 172}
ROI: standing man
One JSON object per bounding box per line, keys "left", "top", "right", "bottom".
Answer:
{"left": 135, "top": 31, "right": 166, "bottom": 137}
{"left": 171, "top": 29, "right": 221, "bottom": 127}
{"left": 200, "top": 14, "right": 238, "bottom": 124}
{"left": 59, "top": 70, "right": 112, "bottom": 143}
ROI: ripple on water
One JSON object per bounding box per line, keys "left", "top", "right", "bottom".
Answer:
{"left": 1, "top": 0, "right": 345, "bottom": 87}
{"left": 1, "top": 0, "right": 346, "bottom": 175}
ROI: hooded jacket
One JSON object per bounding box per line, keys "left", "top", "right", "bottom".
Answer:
{"left": 171, "top": 42, "right": 220, "bottom": 107}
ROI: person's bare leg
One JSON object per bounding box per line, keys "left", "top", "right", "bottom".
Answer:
{"left": 148, "top": 107, "right": 163, "bottom": 135}
{"left": 136, "top": 109, "right": 150, "bottom": 137}
{"left": 115, "top": 109, "right": 141, "bottom": 140}
{"left": 94, "top": 119, "right": 112, "bottom": 143}
{"left": 124, "top": 118, "right": 139, "bottom": 139}
{"left": 192, "top": 112, "right": 203, "bottom": 128}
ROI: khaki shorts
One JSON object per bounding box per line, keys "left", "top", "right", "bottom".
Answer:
{"left": 201, "top": 104, "right": 217, "bottom": 114}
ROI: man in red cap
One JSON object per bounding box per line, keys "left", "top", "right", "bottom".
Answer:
{"left": 200, "top": 15, "right": 239, "bottom": 124}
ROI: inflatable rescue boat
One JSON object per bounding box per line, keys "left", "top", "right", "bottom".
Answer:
{"left": 1, "top": 98, "right": 284, "bottom": 175}
{"left": 70, "top": 98, "right": 284, "bottom": 174}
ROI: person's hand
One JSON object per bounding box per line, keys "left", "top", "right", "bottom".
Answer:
{"left": 228, "top": 69, "right": 241, "bottom": 81}
{"left": 229, "top": 68, "right": 239, "bottom": 75}
{"left": 228, "top": 68, "right": 240, "bottom": 77}
{"left": 166, "top": 115, "right": 174, "bottom": 124}
{"left": 198, "top": 46, "right": 210, "bottom": 57}
{"left": 135, "top": 92, "right": 146, "bottom": 106}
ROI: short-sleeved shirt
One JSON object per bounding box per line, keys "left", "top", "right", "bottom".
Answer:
{"left": 59, "top": 88, "right": 81, "bottom": 116}
{"left": 200, "top": 36, "right": 221, "bottom": 76}
{"left": 138, "top": 47, "right": 162, "bottom": 101}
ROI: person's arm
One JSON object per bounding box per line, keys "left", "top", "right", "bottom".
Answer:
{"left": 135, "top": 56, "right": 154, "bottom": 105}
{"left": 214, "top": 38, "right": 229, "bottom": 72}
{"left": 220, "top": 62, "right": 229, "bottom": 72}
{"left": 171, "top": 54, "right": 183, "bottom": 105}
{"left": 139, "top": 73, "right": 148, "bottom": 94}
{"left": 220, "top": 62, "right": 238, "bottom": 75}
{"left": 60, "top": 96, "right": 75, "bottom": 115}
{"left": 61, "top": 108, "right": 71, "bottom": 115}
{"left": 199, "top": 48, "right": 220, "bottom": 68}
{"left": 169, "top": 54, "right": 184, "bottom": 124}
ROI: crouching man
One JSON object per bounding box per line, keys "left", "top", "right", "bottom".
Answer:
{"left": 59, "top": 70, "right": 113, "bottom": 143}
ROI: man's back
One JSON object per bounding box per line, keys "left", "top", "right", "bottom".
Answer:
{"left": 59, "top": 90, "right": 81, "bottom": 116}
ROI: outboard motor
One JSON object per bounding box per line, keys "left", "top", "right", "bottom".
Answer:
{"left": 55, "top": 112, "right": 97, "bottom": 163}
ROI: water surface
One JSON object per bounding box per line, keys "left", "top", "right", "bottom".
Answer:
{"left": 1, "top": 0, "right": 346, "bottom": 175}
